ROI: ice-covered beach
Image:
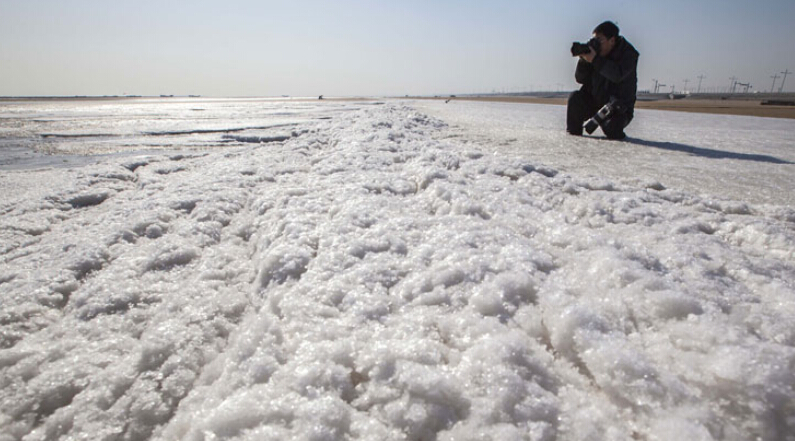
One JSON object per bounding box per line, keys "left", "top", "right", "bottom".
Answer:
{"left": 1, "top": 98, "right": 794, "bottom": 440}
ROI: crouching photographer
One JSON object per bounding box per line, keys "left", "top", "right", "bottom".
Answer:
{"left": 567, "top": 21, "right": 639, "bottom": 140}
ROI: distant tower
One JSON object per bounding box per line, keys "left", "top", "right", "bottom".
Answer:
{"left": 770, "top": 74, "right": 780, "bottom": 93}
{"left": 696, "top": 75, "right": 706, "bottom": 94}
{"left": 780, "top": 69, "right": 791, "bottom": 93}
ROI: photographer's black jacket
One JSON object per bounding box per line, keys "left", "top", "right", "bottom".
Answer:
{"left": 575, "top": 36, "right": 639, "bottom": 116}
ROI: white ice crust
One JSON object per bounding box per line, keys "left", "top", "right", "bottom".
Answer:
{"left": 1, "top": 100, "right": 793, "bottom": 440}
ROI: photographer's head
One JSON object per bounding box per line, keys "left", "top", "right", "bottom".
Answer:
{"left": 592, "top": 21, "right": 619, "bottom": 57}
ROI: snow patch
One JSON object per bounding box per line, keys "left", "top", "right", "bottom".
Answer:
{"left": 0, "top": 99, "right": 793, "bottom": 441}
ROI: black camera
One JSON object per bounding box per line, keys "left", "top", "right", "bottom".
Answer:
{"left": 571, "top": 37, "right": 600, "bottom": 56}
{"left": 584, "top": 97, "right": 620, "bottom": 134}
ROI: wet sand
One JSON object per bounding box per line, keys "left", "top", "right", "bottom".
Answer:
{"left": 417, "top": 96, "right": 795, "bottom": 119}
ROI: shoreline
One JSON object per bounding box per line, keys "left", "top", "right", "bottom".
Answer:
{"left": 3, "top": 94, "right": 795, "bottom": 119}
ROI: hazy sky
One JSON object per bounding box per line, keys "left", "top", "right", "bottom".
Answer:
{"left": 1, "top": 0, "right": 794, "bottom": 97}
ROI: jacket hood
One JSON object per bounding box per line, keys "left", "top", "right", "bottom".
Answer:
{"left": 610, "top": 37, "right": 639, "bottom": 60}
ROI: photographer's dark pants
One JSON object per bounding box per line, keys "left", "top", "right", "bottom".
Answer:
{"left": 567, "top": 90, "right": 632, "bottom": 139}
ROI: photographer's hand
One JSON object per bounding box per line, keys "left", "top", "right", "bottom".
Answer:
{"left": 579, "top": 47, "right": 596, "bottom": 63}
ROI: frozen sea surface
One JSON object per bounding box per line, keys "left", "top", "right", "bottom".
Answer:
{"left": 0, "top": 97, "right": 345, "bottom": 170}
{"left": 0, "top": 99, "right": 794, "bottom": 441}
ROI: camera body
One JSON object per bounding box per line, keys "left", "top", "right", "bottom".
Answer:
{"left": 571, "top": 37, "right": 600, "bottom": 57}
